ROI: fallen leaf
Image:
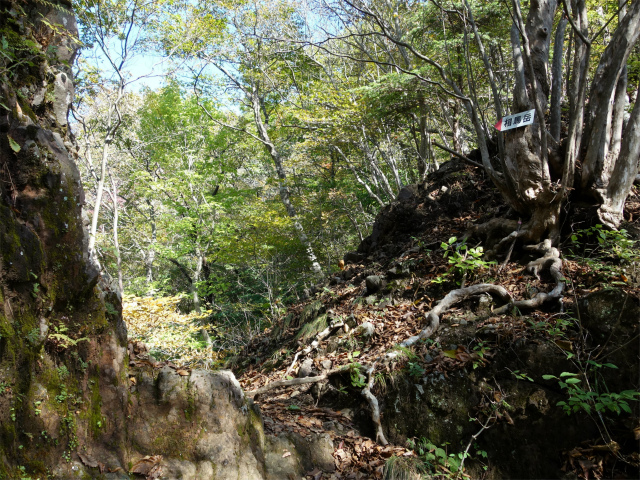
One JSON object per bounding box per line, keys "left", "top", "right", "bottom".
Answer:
{"left": 177, "top": 369, "right": 190, "bottom": 376}
{"left": 283, "top": 451, "right": 292, "bottom": 458}
{"left": 554, "top": 340, "right": 573, "bottom": 352}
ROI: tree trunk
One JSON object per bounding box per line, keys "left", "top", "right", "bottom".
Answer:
{"left": 110, "top": 173, "right": 123, "bottom": 297}
{"left": 250, "top": 85, "right": 324, "bottom": 277}
{"left": 598, "top": 85, "right": 640, "bottom": 227}
{"left": 581, "top": 0, "right": 640, "bottom": 192}
{"left": 145, "top": 199, "right": 157, "bottom": 294}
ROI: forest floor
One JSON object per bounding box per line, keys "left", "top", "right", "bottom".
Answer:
{"left": 125, "top": 161, "right": 640, "bottom": 480}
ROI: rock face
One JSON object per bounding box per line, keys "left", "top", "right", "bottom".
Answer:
{"left": 0, "top": 2, "right": 326, "bottom": 478}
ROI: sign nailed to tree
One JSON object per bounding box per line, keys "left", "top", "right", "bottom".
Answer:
{"left": 494, "top": 109, "right": 535, "bottom": 131}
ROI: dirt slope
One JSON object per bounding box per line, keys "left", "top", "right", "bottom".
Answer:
{"left": 232, "top": 160, "right": 640, "bottom": 480}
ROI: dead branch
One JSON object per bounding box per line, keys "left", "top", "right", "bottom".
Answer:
{"left": 431, "top": 142, "right": 483, "bottom": 168}
{"left": 399, "top": 284, "right": 512, "bottom": 348}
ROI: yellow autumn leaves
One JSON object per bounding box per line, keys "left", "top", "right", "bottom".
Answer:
{"left": 123, "top": 295, "right": 222, "bottom": 368}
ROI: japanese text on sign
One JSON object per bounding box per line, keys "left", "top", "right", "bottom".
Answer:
{"left": 494, "top": 109, "right": 535, "bottom": 131}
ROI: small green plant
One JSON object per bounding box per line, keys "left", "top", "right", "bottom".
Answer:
{"left": 105, "top": 302, "right": 118, "bottom": 316}
{"left": 49, "top": 324, "right": 88, "bottom": 350}
{"left": 528, "top": 316, "right": 573, "bottom": 338}
{"left": 407, "top": 438, "right": 469, "bottom": 475}
{"left": 26, "top": 328, "right": 40, "bottom": 346}
{"left": 55, "top": 386, "right": 69, "bottom": 404}
{"left": 433, "top": 237, "right": 496, "bottom": 285}
{"left": 346, "top": 362, "right": 367, "bottom": 388}
{"left": 57, "top": 364, "right": 70, "bottom": 379}
{"left": 509, "top": 369, "right": 534, "bottom": 382}
{"left": 543, "top": 363, "right": 640, "bottom": 415}
{"left": 0, "top": 381, "right": 10, "bottom": 395}
{"left": 407, "top": 361, "right": 425, "bottom": 378}
{"left": 472, "top": 341, "right": 490, "bottom": 369}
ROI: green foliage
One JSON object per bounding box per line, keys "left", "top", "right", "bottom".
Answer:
{"left": 433, "top": 237, "right": 496, "bottom": 285}
{"left": 543, "top": 362, "right": 640, "bottom": 415}
{"left": 407, "top": 362, "right": 425, "bottom": 378}
{"left": 346, "top": 358, "right": 367, "bottom": 389}
{"left": 407, "top": 438, "right": 468, "bottom": 476}
{"left": 49, "top": 324, "right": 88, "bottom": 350}
{"left": 509, "top": 369, "right": 533, "bottom": 382}
{"left": 528, "top": 316, "right": 574, "bottom": 339}
{"left": 568, "top": 224, "right": 639, "bottom": 284}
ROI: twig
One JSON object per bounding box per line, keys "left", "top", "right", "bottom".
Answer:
{"left": 459, "top": 416, "right": 494, "bottom": 472}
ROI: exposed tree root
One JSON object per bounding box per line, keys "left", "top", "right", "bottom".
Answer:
{"left": 396, "top": 239, "right": 563, "bottom": 348}
{"left": 361, "top": 362, "right": 388, "bottom": 445}
{"left": 247, "top": 368, "right": 341, "bottom": 399}
{"left": 397, "top": 284, "right": 512, "bottom": 348}
{"left": 493, "top": 239, "right": 564, "bottom": 314}
{"left": 284, "top": 319, "right": 345, "bottom": 378}
{"left": 251, "top": 239, "right": 564, "bottom": 446}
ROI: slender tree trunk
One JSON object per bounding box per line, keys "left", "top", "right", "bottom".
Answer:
{"left": 249, "top": 85, "right": 323, "bottom": 277}
{"left": 193, "top": 250, "right": 203, "bottom": 313}
{"left": 581, "top": 0, "right": 640, "bottom": 191}
{"left": 109, "top": 173, "right": 123, "bottom": 297}
{"left": 550, "top": 15, "right": 568, "bottom": 142}
{"left": 88, "top": 142, "right": 109, "bottom": 260}
{"left": 598, "top": 84, "right": 640, "bottom": 227}
{"left": 145, "top": 199, "right": 156, "bottom": 293}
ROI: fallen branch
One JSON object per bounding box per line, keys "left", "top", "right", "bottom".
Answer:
{"left": 398, "top": 284, "right": 511, "bottom": 348}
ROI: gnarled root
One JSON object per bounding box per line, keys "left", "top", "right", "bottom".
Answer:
{"left": 397, "top": 284, "right": 512, "bottom": 349}
{"left": 247, "top": 363, "right": 389, "bottom": 445}
{"left": 247, "top": 368, "right": 339, "bottom": 399}
{"left": 494, "top": 239, "right": 564, "bottom": 314}
{"left": 396, "top": 240, "right": 563, "bottom": 349}
{"left": 361, "top": 362, "right": 388, "bottom": 445}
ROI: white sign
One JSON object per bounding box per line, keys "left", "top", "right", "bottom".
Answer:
{"left": 494, "top": 109, "right": 535, "bottom": 131}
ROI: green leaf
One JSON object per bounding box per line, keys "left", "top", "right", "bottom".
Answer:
{"left": 8, "top": 136, "right": 20, "bottom": 153}
{"left": 564, "top": 377, "right": 581, "bottom": 384}
{"left": 286, "top": 404, "right": 300, "bottom": 411}
{"left": 559, "top": 372, "right": 578, "bottom": 377}
{"left": 542, "top": 375, "right": 557, "bottom": 380}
